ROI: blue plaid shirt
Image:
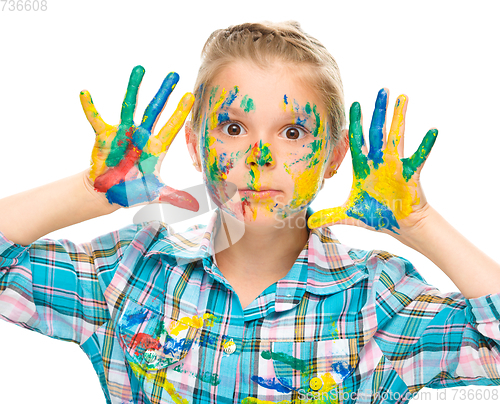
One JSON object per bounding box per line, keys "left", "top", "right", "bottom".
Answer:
{"left": 1, "top": 208, "right": 500, "bottom": 403}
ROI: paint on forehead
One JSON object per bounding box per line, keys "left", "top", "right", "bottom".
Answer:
{"left": 240, "top": 94, "right": 255, "bottom": 113}
{"left": 217, "top": 86, "right": 239, "bottom": 122}
{"left": 282, "top": 94, "right": 289, "bottom": 111}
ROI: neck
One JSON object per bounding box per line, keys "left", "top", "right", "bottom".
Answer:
{"left": 214, "top": 209, "right": 310, "bottom": 284}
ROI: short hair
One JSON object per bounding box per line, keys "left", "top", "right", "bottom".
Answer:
{"left": 191, "top": 21, "right": 345, "bottom": 145}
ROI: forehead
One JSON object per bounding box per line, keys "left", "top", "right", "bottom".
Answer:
{"left": 207, "top": 60, "right": 325, "bottom": 112}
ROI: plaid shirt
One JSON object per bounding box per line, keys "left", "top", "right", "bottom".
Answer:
{"left": 1, "top": 208, "right": 500, "bottom": 404}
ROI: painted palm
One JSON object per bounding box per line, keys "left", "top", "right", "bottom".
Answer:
{"left": 308, "top": 89, "right": 438, "bottom": 233}
{"left": 80, "top": 65, "right": 198, "bottom": 210}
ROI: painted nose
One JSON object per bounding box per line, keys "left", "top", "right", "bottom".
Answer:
{"left": 245, "top": 140, "right": 276, "bottom": 168}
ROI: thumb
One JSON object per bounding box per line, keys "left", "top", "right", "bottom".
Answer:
{"left": 308, "top": 206, "right": 349, "bottom": 229}
{"left": 159, "top": 185, "right": 200, "bottom": 212}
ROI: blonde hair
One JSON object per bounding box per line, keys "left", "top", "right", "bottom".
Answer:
{"left": 191, "top": 21, "right": 345, "bottom": 144}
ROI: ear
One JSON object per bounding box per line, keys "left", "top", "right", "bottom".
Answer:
{"left": 185, "top": 121, "right": 202, "bottom": 172}
{"left": 324, "top": 129, "right": 349, "bottom": 179}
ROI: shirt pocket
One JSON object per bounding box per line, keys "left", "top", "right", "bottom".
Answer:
{"left": 116, "top": 298, "right": 201, "bottom": 373}
{"left": 269, "top": 339, "right": 358, "bottom": 393}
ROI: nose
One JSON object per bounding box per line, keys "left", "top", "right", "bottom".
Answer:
{"left": 245, "top": 140, "right": 276, "bottom": 168}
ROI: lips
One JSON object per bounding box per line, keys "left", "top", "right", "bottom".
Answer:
{"left": 238, "top": 188, "right": 282, "bottom": 199}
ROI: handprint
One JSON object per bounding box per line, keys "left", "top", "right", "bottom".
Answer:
{"left": 80, "top": 66, "right": 198, "bottom": 210}
{"left": 308, "top": 89, "right": 437, "bottom": 233}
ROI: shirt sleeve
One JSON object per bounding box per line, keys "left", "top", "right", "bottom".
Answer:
{"left": 0, "top": 222, "right": 152, "bottom": 346}
{"left": 371, "top": 252, "right": 500, "bottom": 392}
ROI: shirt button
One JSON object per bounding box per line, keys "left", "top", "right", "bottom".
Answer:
{"left": 223, "top": 339, "right": 236, "bottom": 354}
{"left": 144, "top": 349, "right": 158, "bottom": 364}
{"left": 309, "top": 376, "right": 323, "bottom": 391}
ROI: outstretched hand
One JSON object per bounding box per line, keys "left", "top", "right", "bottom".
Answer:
{"left": 80, "top": 66, "right": 198, "bottom": 211}
{"left": 308, "top": 89, "right": 438, "bottom": 235}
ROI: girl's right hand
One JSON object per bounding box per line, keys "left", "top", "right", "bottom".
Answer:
{"left": 80, "top": 65, "right": 199, "bottom": 211}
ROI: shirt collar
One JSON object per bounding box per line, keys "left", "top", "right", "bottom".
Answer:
{"left": 145, "top": 207, "right": 368, "bottom": 303}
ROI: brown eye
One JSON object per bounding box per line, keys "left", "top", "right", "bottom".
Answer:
{"left": 283, "top": 126, "right": 305, "bottom": 140}
{"left": 223, "top": 123, "right": 243, "bottom": 136}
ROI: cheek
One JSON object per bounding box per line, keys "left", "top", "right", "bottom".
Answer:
{"left": 282, "top": 139, "right": 330, "bottom": 208}
{"left": 202, "top": 135, "right": 250, "bottom": 183}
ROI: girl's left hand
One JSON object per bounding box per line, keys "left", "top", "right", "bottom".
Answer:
{"left": 308, "top": 88, "right": 438, "bottom": 236}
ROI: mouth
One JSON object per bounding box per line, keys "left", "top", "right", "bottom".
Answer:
{"left": 238, "top": 188, "right": 282, "bottom": 199}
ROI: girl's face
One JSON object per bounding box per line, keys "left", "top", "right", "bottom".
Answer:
{"left": 188, "top": 60, "right": 342, "bottom": 227}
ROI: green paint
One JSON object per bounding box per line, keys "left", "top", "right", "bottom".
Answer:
{"left": 172, "top": 363, "right": 221, "bottom": 386}
{"left": 311, "top": 104, "right": 322, "bottom": 137}
{"left": 349, "top": 102, "right": 370, "bottom": 180}
{"left": 240, "top": 95, "right": 255, "bottom": 113}
{"left": 304, "top": 102, "right": 312, "bottom": 115}
{"left": 106, "top": 123, "right": 135, "bottom": 167}
{"left": 261, "top": 350, "right": 309, "bottom": 373}
{"left": 138, "top": 151, "right": 158, "bottom": 175}
{"left": 402, "top": 129, "right": 438, "bottom": 181}
{"left": 296, "top": 139, "right": 323, "bottom": 168}
{"left": 121, "top": 66, "right": 145, "bottom": 125}
{"left": 258, "top": 141, "right": 273, "bottom": 166}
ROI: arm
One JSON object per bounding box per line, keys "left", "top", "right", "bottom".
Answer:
{"left": 397, "top": 205, "right": 500, "bottom": 299}
{"left": 0, "top": 170, "right": 117, "bottom": 246}
{"left": 309, "top": 88, "right": 500, "bottom": 299}
{"left": 363, "top": 251, "right": 500, "bottom": 392}
{"left": 0, "top": 65, "right": 195, "bottom": 246}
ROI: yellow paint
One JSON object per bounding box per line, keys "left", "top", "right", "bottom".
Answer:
{"left": 169, "top": 313, "right": 219, "bottom": 336}
{"left": 209, "top": 88, "right": 228, "bottom": 130}
{"left": 308, "top": 96, "right": 419, "bottom": 229}
{"left": 147, "top": 93, "right": 195, "bottom": 155}
{"left": 129, "top": 362, "right": 188, "bottom": 404}
{"left": 289, "top": 161, "right": 322, "bottom": 210}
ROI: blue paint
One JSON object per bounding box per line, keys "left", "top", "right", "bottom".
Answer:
{"left": 163, "top": 337, "right": 186, "bottom": 356}
{"left": 105, "top": 174, "right": 162, "bottom": 206}
{"left": 217, "top": 87, "right": 239, "bottom": 123}
{"left": 141, "top": 72, "right": 179, "bottom": 131}
{"left": 250, "top": 376, "right": 292, "bottom": 393}
{"left": 346, "top": 190, "right": 400, "bottom": 233}
{"left": 331, "top": 360, "right": 354, "bottom": 380}
{"left": 122, "top": 308, "right": 149, "bottom": 328}
{"left": 368, "top": 89, "right": 386, "bottom": 169}
{"left": 283, "top": 94, "right": 288, "bottom": 105}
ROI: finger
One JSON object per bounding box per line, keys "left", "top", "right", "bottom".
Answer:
{"left": 149, "top": 92, "right": 195, "bottom": 155}
{"left": 386, "top": 94, "right": 407, "bottom": 157}
{"left": 367, "top": 88, "right": 388, "bottom": 168}
{"left": 140, "top": 72, "right": 180, "bottom": 132}
{"left": 80, "top": 90, "right": 108, "bottom": 134}
{"left": 349, "top": 102, "right": 370, "bottom": 180}
{"left": 159, "top": 185, "right": 200, "bottom": 212}
{"left": 120, "top": 65, "right": 145, "bottom": 125}
{"left": 401, "top": 128, "right": 438, "bottom": 181}
{"left": 308, "top": 206, "right": 350, "bottom": 229}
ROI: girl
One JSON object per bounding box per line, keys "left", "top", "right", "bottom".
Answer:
{"left": 1, "top": 21, "right": 500, "bottom": 404}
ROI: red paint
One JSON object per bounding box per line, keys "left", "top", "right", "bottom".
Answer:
{"left": 160, "top": 186, "right": 199, "bottom": 212}
{"left": 94, "top": 143, "right": 142, "bottom": 192}
{"left": 241, "top": 198, "right": 251, "bottom": 216}
{"left": 129, "top": 332, "right": 162, "bottom": 354}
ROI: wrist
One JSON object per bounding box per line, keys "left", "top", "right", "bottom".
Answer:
{"left": 393, "top": 203, "right": 437, "bottom": 253}
{"left": 79, "top": 169, "right": 120, "bottom": 216}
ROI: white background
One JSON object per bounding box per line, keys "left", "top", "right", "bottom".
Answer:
{"left": 1, "top": 0, "right": 500, "bottom": 402}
